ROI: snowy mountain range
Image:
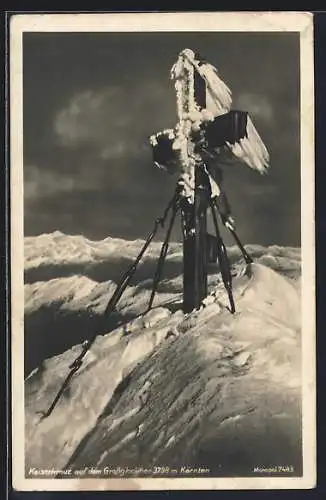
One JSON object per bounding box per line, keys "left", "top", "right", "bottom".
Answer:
{"left": 24, "top": 232, "right": 302, "bottom": 480}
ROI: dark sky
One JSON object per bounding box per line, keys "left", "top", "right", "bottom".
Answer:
{"left": 23, "top": 32, "right": 300, "bottom": 246}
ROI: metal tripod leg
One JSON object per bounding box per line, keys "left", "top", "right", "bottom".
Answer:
{"left": 39, "top": 192, "right": 178, "bottom": 420}
{"left": 146, "top": 198, "right": 180, "bottom": 312}
{"left": 227, "top": 226, "right": 253, "bottom": 265}
{"left": 213, "top": 202, "right": 253, "bottom": 265}
{"left": 209, "top": 199, "right": 236, "bottom": 314}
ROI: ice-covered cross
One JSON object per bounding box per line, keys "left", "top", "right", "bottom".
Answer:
{"left": 149, "top": 48, "right": 269, "bottom": 314}
{"left": 149, "top": 48, "right": 269, "bottom": 204}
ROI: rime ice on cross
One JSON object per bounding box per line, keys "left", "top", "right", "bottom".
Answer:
{"left": 149, "top": 48, "right": 269, "bottom": 313}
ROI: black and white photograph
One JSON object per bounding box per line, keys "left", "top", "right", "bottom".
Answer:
{"left": 10, "top": 12, "right": 315, "bottom": 491}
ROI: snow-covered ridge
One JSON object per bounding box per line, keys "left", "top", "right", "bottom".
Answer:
{"left": 25, "top": 262, "right": 302, "bottom": 477}
{"left": 23, "top": 231, "right": 302, "bottom": 478}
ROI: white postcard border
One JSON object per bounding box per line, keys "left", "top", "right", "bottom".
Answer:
{"left": 10, "top": 11, "right": 315, "bottom": 491}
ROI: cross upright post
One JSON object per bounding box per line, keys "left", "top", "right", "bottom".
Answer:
{"left": 172, "top": 51, "right": 211, "bottom": 313}
{"left": 181, "top": 160, "right": 210, "bottom": 313}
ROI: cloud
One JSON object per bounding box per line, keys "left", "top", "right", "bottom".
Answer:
{"left": 54, "top": 88, "right": 123, "bottom": 147}
{"left": 48, "top": 82, "right": 177, "bottom": 212}
{"left": 24, "top": 164, "right": 104, "bottom": 203}
{"left": 24, "top": 165, "right": 75, "bottom": 200}
{"left": 234, "top": 93, "right": 274, "bottom": 124}
{"left": 24, "top": 79, "right": 175, "bottom": 222}
{"left": 24, "top": 80, "right": 175, "bottom": 215}
{"left": 53, "top": 83, "right": 173, "bottom": 162}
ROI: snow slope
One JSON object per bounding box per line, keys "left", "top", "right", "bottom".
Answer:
{"left": 24, "top": 232, "right": 302, "bottom": 479}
